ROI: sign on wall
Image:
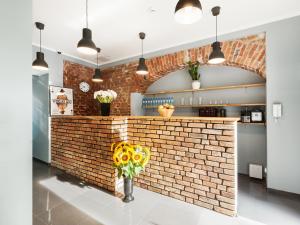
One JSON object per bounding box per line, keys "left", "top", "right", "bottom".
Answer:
{"left": 50, "top": 86, "right": 73, "bottom": 116}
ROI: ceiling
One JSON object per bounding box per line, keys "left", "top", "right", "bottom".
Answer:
{"left": 32, "top": 0, "right": 300, "bottom": 66}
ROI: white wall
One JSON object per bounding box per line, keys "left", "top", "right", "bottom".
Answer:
{"left": 266, "top": 16, "right": 300, "bottom": 194}
{"left": 0, "top": 0, "right": 32, "bottom": 225}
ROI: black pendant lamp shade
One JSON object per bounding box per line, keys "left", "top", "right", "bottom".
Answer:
{"left": 136, "top": 32, "right": 149, "bottom": 76}
{"left": 175, "top": 0, "right": 203, "bottom": 24}
{"left": 92, "top": 48, "right": 103, "bottom": 82}
{"left": 32, "top": 22, "right": 48, "bottom": 71}
{"left": 208, "top": 42, "right": 225, "bottom": 64}
{"left": 137, "top": 58, "right": 148, "bottom": 75}
{"left": 77, "top": 28, "right": 97, "bottom": 55}
{"left": 208, "top": 6, "right": 225, "bottom": 64}
{"left": 77, "top": 0, "right": 97, "bottom": 55}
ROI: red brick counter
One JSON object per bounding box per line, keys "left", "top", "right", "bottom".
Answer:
{"left": 51, "top": 116, "right": 239, "bottom": 216}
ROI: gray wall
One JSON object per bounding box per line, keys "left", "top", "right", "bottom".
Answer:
{"left": 145, "top": 66, "right": 267, "bottom": 176}
{"left": 238, "top": 125, "right": 267, "bottom": 175}
{"left": 33, "top": 74, "right": 50, "bottom": 163}
{"left": 266, "top": 17, "right": 300, "bottom": 194}
{"left": 146, "top": 66, "right": 265, "bottom": 117}
{"left": 32, "top": 46, "right": 95, "bottom": 86}
{"left": 0, "top": 0, "right": 32, "bottom": 225}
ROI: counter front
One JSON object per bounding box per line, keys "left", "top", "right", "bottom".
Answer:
{"left": 51, "top": 116, "right": 239, "bottom": 216}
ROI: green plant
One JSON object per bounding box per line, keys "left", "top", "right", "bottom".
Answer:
{"left": 187, "top": 61, "right": 200, "bottom": 80}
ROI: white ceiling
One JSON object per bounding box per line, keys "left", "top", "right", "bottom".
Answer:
{"left": 33, "top": 0, "right": 300, "bottom": 65}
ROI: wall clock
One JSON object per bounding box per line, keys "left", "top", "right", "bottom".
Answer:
{"left": 79, "top": 81, "right": 90, "bottom": 93}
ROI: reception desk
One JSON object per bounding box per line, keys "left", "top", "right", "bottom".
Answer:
{"left": 51, "top": 116, "right": 239, "bottom": 216}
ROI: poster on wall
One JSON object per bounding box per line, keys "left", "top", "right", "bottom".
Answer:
{"left": 50, "top": 86, "right": 73, "bottom": 116}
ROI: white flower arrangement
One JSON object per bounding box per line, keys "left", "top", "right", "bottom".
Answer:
{"left": 94, "top": 89, "right": 117, "bottom": 103}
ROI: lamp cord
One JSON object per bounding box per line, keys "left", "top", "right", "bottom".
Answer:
{"left": 97, "top": 52, "right": 99, "bottom": 68}
{"left": 86, "top": 0, "right": 88, "bottom": 28}
{"left": 215, "top": 15, "right": 218, "bottom": 42}
{"left": 141, "top": 39, "right": 144, "bottom": 57}
{"left": 39, "top": 29, "right": 42, "bottom": 52}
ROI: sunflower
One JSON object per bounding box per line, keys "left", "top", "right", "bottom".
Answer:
{"left": 114, "top": 141, "right": 130, "bottom": 152}
{"left": 120, "top": 152, "right": 130, "bottom": 164}
{"left": 141, "top": 147, "right": 151, "bottom": 167}
{"left": 132, "top": 152, "right": 143, "bottom": 164}
{"left": 113, "top": 148, "right": 122, "bottom": 166}
{"left": 124, "top": 146, "right": 134, "bottom": 157}
{"left": 113, "top": 154, "right": 121, "bottom": 166}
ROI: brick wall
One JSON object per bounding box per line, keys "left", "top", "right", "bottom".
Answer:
{"left": 51, "top": 116, "right": 127, "bottom": 192}
{"left": 128, "top": 117, "right": 237, "bottom": 216}
{"left": 63, "top": 63, "right": 99, "bottom": 116}
{"left": 51, "top": 116, "right": 238, "bottom": 216}
{"left": 64, "top": 33, "right": 266, "bottom": 116}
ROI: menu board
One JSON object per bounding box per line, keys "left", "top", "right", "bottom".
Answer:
{"left": 49, "top": 86, "right": 73, "bottom": 116}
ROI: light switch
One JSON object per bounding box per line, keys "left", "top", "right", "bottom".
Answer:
{"left": 273, "top": 103, "right": 282, "bottom": 119}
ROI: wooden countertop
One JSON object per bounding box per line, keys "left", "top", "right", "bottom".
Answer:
{"left": 51, "top": 115, "right": 240, "bottom": 122}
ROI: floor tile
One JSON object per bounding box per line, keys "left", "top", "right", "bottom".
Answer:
{"left": 238, "top": 175, "right": 300, "bottom": 225}
{"left": 33, "top": 160, "right": 300, "bottom": 225}
{"left": 33, "top": 186, "right": 65, "bottom": 216}
{"left": 33, "top": 216, "right": 47, "bottom": 225}
{"left": 36, "top": 201, "right": 89, "bottom": 225}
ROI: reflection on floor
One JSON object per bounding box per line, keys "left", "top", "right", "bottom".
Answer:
{"left": 238, "top": 175, "right": 300, "bottom": 225}
{"left": 33, "top": 159, "right": 296, "bottom": 225}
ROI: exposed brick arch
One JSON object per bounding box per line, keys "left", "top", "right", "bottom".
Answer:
{"left": 146, "top": 33, "right": 266, "bottom": 85}
{"left": 64, "top": 33, "right": 266, "bottom": 116}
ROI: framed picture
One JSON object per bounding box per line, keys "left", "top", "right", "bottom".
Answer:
{"left": 50, "top": 86, "right": 73, "bottom": 116}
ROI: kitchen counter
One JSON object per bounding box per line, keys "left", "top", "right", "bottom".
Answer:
{"left": 51, "top": 115, "right": 240, "bottom": 122}
{"left": 51, "top": 115, "right": 238, "bottom": 216}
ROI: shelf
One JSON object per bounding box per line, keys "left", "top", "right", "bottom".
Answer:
{"left": 144, "top": 103, "right": 266, "bottom": 109}
{"left": 238, "top": 122, "right": 266, "bottom": 126}
{"left": 144, "top": 83, "right": 266, "bottom": 96}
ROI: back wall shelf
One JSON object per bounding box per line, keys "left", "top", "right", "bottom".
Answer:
{"left": 144, "top": 83, "right": 266, "bottom": 96}
{"left": 144, "top": 103, "right": 266, "bottom": 109}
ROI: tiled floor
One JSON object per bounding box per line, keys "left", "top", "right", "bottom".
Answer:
{"left": 33, "top": 160, "right": 299, "bottom": 225}
{"left": 238, "top": 175, "right": 300, "bottom": 225}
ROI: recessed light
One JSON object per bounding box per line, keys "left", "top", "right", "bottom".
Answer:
{"left": 148, "top": 7, "right": 157, "bottom": 13}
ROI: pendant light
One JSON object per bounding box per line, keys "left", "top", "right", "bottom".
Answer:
{"left": 175, "top": 0, "right": 203, "bottom": 24}
{"left": 77, "top": 0, "right": 97, "bottom": 55}
{"left": 208, "top": 6, "right": 225, "bottom": 65}
{"left": 92, "top": 48, "right": 103, "bottom": 82}
{"left": 136, "top": 32, "right": 149, "bottom": 76}
{"left": 32, "top": 22, "right": 48, "bottom": 71}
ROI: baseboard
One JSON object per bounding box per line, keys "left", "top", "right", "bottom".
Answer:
{"left": 33, "top": 157, "right": 50, "bottom": 165}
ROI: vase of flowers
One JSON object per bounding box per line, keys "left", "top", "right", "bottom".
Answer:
{"left": 187, "top": 61, "right": 201, "bottom": 90}
{"left": 112, "top": 142, "right": 150, "bottom": 203}
{"left": 94, "top": 90, "right": 117, "bottom": 116}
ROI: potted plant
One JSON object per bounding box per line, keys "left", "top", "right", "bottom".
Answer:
{"left": 94, "top": 89, "right": 117, "bottom": 116}
{"left": 112, "top": 142, "right": 150, "bottom": 202}
{"left": 187, "top": 61, "right": 201, "bottom": 89}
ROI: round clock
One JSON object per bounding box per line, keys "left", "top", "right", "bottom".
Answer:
{"left": 79, "top": 81, "right": 90, "bottom": 93}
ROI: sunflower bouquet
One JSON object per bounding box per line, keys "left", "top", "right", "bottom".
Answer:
{"left": 112, "top": 142, "right": 150, "bottom": 179}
